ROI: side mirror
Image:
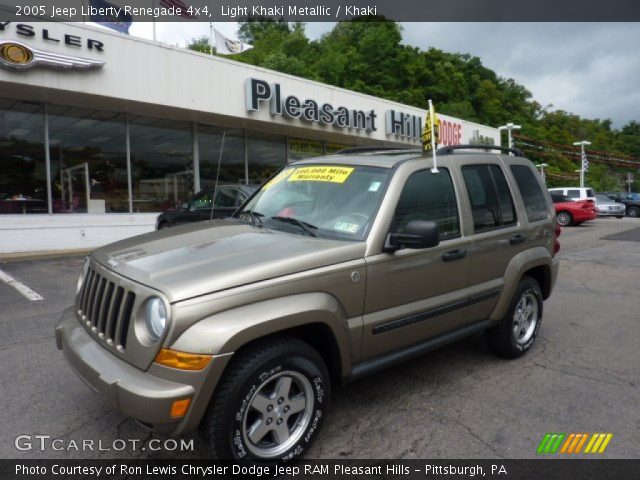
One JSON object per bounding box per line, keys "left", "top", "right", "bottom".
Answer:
{"left": 386, "top": 220, "right": 440, "bottom": 251}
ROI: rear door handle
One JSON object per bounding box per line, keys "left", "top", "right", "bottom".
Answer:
{"left": 509, "top": 234, "right": 526, "bottom": 245}
{"left": 442, "top": 249, "right": 467, "bottom": 262}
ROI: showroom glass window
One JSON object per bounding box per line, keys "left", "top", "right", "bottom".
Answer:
{"left": 129, "top": 116, "right": 193, "bottom": 212}
{"left": 198, "top": 125, "right": 245, "bottom": 187}
{"left": 247, "top": 131, "right": 286, "bottom": 184}
{"left": 288, "top": 138, "right": 323, "bottom": 162}
{"left": 0, "top": 99, "right": 47, "bottom": 214}
{"left": 47, "top": 105, "right": 128, "bottom": 214}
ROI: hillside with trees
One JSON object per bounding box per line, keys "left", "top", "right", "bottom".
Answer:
{"left": 189, "top": 18, "right": 640, "bottom": 191}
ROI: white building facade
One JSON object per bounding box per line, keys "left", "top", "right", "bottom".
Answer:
{"left": 0, "top": 22, "right": 500, "bottom": 255}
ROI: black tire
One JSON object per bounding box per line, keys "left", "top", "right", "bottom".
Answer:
{"left": 157, "top": 222, "right": 169, "bottom": 230}
{"left": 200, "top": 336, "right": 330, "bottom": 461}
{"left": 627, "top": 206, "right": 640, "bottom": 218}
{"left": 486, "top": 276, "right": 543, "bottom": 359}
{"left": 615, "top": 215, "right": 624, "bottom": 219}
{"left": 556, "top": 211, "right": 573, "bottom": 226}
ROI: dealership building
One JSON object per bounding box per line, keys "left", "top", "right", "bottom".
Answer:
{"left": 0, "top": 21, "right": 500, "bottom": 255}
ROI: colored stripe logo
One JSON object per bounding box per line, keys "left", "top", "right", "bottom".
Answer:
{"left": 537, "top": 433, "right": 613, "bottom": 454}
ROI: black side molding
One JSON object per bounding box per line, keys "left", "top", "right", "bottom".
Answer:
{"left": 372, "top": 288, "right": 501, "bottom": 335}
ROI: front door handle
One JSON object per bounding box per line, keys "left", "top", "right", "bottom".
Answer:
{"left": 442, "top": 249, "right": 467, "bottom": 262}
{"left": 509, "top": 234, "right": 526, "bottom": 245}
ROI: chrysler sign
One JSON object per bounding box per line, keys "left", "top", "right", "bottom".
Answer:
{"left": 0, "top": 23, "right": 104, "bottom": 71}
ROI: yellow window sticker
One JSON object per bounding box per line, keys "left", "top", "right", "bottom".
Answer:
{"left": 287, "top": 166, "right": 354, "bottom": 183}
{"left": 262, "top": 168, "right": 294, "bottom": 190}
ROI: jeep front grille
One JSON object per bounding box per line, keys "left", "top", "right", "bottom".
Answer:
{"left": 78, "top": 266, "right": 136, "bottom": 349}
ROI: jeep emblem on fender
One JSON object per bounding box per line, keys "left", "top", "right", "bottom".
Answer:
{"left": 0, "top": 40, "right": 104, "bottom": 71}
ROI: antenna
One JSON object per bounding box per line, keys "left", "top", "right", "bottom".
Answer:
{"left": 210, "top": 132, "right": 226, "bottom": 221}
{"left": 428, "top": 99, "right": 438, "bottom": 173}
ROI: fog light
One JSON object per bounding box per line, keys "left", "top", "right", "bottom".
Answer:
{"left": 154, "top": 348, "right": 212, "bottom": 370}
{"left": 170, "top": 398, "right": 191, "bottom": 418}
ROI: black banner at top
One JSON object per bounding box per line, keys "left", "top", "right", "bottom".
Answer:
{"left": 1, "top": 0, "right": 640, "bottom": 22}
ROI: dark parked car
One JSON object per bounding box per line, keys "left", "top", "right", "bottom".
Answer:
{"left": 549, "top": 192, "right": 597, "bottom": 226}
{"left": 605, "top": 192, "right": 640, "bottom": 217}
{"left": 156, "top": 185, "right": 256, "bottom": 229}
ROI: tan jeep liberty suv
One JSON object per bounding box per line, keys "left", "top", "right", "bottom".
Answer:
{"left": 56, "top": 145, "right": 560, "bottom": 461}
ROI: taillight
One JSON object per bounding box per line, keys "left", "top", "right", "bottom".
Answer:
{"left": 553, "top": 224, "right": 561, "bottom": 257}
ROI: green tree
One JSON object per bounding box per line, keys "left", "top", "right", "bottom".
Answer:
{"left": 187, "top": 35, "right": 213, "bottom": 55}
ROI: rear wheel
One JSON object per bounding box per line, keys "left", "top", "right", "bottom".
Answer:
{"left": 157, "top": 222, "right": 169, "bottom": 230}
{"left": 627, "top": 206, "right": 640, "bottom": 218}
{"left": 200, "top": 336, "right": 330, "bottom": 461}
{"left": 556, "top": 211, "right": 573, "bottom": 226}
{"left": 486, "top": 276, "right": 543, "bottom": 359}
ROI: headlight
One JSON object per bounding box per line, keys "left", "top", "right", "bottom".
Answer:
{"left": 76, "top": 257, "right": 90, "bottom": 293}
{"left": 144, "top": 297, "right": 168, "bottom": 341}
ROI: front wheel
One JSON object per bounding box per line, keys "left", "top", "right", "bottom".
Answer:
{"left": 627, "top": 206, "right": 640, "bottom": 218}
{"left": 556, "top": 211, "right": 573, "bottom": 226}
{"left": 486, "top": 276, "right": 543, "bottom": 359}
{"left": 200, "top": 337, "right": 330, "bottom": 461}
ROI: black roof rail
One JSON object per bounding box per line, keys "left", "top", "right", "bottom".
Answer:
{"left": 334, "top": 147, "right": 419, "bottom": 155}
{"left": 436, "top": 145, "right": 525, "bottom": 157}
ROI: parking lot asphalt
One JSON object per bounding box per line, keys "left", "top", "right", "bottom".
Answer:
{"left": 0, "top": 218, "right": 638, "bottom": 459}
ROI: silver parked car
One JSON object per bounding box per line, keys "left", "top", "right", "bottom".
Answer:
{"left": 595, "top": 194, "right": 625, "bottom": 218}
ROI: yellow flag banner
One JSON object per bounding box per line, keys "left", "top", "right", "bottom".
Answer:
{"left": 421, "top": 103, "right": 439, "bottom": 152}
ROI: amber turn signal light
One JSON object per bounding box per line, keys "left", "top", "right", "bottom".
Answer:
{"left": 154, "top": 348, "right": 212, "bottom": 371}
{"left": 170, "top": 398, "right": 191, "bottom": 418}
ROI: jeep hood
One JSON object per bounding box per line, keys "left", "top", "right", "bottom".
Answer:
{"left": 92, "top": 220, "right": 366, "bottom": 302}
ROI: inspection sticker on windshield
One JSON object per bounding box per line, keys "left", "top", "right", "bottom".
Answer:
{"left": 369, "top": 181, "right": 381, "bottom": 192}
{"left": 288, "top": 166, "right": 354, "bottom": 183}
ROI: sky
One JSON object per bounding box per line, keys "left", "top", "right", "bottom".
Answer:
{"left": 123, "top": 22, "right": 640, "bottom": 128}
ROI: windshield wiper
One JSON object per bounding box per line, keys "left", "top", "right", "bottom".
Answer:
{"left": 238, "top": 209, "right": 264, "bottom": 227}
{"left": 270, "top": 216, "right": 318, "bottom": 237}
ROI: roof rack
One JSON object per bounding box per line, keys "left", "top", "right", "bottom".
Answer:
{"left": 436, "top": 145, "right": 524, "bottom": 157}
{"left": 334, "top": 147, "right": 419, "bottom": 155}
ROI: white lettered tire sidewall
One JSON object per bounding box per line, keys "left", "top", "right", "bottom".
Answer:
{"left": 229, "top": 354, "right": 328, "bottom": 461}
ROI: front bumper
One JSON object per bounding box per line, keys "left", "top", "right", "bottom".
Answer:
{"left": 597, "top": 208, "right": 625, "bottom": 216}
{"left": 55, "top": 306, "right": 232, "bottom": 435}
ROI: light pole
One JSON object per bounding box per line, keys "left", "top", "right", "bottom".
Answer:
{"left": 536, "top": 163, "right": 548, "bottom": 181}
{"left": 573, "top": 140, "right": 591, "bottom": 188}
{"left": 498, "top": 123, "right": 521, "bottom": 151}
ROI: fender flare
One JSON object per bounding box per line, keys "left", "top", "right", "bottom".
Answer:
{"left": 490, "top": 247, "right": 553, "bottom": 320}
{"left": 170, "top": 292, "right": 353, "bottom": 377}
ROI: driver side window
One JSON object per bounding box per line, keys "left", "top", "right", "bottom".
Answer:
{"left": 190, "top": 192, "right": 212, "bottom": 210}
{"left": 391, "top": 168, "right": 461, "bottom": 240}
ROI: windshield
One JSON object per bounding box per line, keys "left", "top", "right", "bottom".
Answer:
{"left": 239, "top": 164, "right": 391, "bottom": 241}
{"left": 596, "top": 195, "right": 612, "bottom": 202}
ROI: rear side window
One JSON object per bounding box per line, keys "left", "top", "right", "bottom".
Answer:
{"left": 391, "top": 168, "right": 460, "bottom": 240}
{"left": 510, "top": 165, "right": 549, "bottom": 222}
{"left": 567, "top": 189, "right": 580, "bottom": 198}
{"left": 551, "top": 193, "right": 572, "bottom": 203}
{"left": 462, "top": 164, "right": 517, "bottom": 232}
